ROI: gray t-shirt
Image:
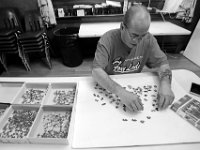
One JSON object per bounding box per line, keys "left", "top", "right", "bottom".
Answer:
{"left": 93, "top": 29, "right": 168, "bottom": 75}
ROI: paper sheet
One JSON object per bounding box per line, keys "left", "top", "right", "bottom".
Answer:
{"left": 72, "top": 75, "right": 200, "bottom": 148}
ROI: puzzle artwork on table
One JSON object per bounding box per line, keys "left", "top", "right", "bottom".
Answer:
{"left": 72, "top": 75, "right": 200, "bottom": 148}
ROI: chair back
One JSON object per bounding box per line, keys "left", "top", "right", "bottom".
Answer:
{"left": 25, "top": 11, "right": 45, "bottom": 32}
{"left": 0, "top": 8, "right": 21, "bottom": 30}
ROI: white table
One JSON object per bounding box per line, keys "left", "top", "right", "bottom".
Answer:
{"left": 78, "top": 21, "right": 191, "bottom": 38}
{"left": 0, "top": 69, "right": 200, "bottom": 150}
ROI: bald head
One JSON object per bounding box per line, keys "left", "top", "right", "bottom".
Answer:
{"left": 123, "top": 5, "right": 151, "bottom": 33}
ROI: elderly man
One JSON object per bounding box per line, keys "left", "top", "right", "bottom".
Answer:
{"left": 92, "top": 5, "right": 174, "bottom": 112}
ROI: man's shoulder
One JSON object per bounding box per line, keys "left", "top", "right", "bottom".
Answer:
{"left": 101, "top": 29, "right": 121, "bottom": 40}
{"left": 145, "top": 32, "right": 154, "bottom": 39}
{"left": 98, "top": 29, "right": 121, "bottom": 46}
{"left": 142, "top": 32, "right": 157, "bottom": 44}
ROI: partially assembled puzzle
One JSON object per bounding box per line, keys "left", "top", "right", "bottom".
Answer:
{"left": 93, "top": 82, "right": 159, "bottom": 123}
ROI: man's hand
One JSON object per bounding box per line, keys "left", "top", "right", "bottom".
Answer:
{"left": 156, "top": 64, "right": 174, "bottom": 110}
{"left": 92, "top": 67, "right": 144, "bottom": 112}
{"left": 119, "top": 89, "right": 144, "bottom": 112}
{"left": 157, "top": 81, "right": 175, "bottom": 110}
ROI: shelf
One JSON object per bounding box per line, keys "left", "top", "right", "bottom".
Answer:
{"left": 56, "top": 14, "right": 123, "bottom": 19}
{"left": 53, "top": 0, "right": 106, "bottom": 6}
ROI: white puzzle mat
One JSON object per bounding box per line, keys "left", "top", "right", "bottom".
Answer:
{"left": 72, "top": 75, "right": 200, "bottom": 148}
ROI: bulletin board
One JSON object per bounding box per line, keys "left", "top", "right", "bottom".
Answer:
{"left": 72, "top": 75, "right": 200, "bottom": 148}
{"left": 184, "top": 18, "right": 200, "bottom": 67}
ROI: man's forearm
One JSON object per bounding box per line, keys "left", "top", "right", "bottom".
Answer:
{"left": 92, "top": 67, "right": 124, "bottom": 96}
{"left": 157, "top": 64, "right": 172, "bottom": 84}
{"left": 156, "top": 64, "right": 175, "bottom": 109}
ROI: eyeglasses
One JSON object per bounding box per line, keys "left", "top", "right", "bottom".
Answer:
{"left": 123, "top": 23, "right": 147, "bottom": 40}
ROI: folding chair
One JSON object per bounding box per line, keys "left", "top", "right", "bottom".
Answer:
{"left": 18, "top": 11, "right": 52, "bottom": 70}
{"left": 0, "top": 8, "right": 30, "bottom": 71}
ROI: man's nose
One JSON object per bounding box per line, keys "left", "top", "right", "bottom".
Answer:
{"left": 131, "top": 38, "right": 138, "bottom": 44}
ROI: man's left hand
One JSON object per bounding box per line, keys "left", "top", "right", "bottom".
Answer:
{"left": 157, "top": 81, "right": 175, "bottom": 110}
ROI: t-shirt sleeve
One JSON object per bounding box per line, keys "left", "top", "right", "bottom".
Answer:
{"left": 146, "top": 36, "right": 169, "bottom": 68}
{"left": 92, "top": 34, "right": 111, "bottom": 69}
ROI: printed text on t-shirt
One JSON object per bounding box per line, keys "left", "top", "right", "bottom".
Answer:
{"left": 112, "top": 56, "right": 143, "bottom": 73}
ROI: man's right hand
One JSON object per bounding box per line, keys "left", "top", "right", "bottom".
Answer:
{"left": 119, "top": 89, "right": 144, "bottom": 112}
{"left": 92, "top": 68, "right": 144, "bottom": 112}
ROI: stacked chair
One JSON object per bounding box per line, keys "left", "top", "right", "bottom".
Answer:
{"left": 18, "top": 10, "right": 52, "bottom": 71}
{"left": 0, "top": 8, "right": 30, "bottom": 71}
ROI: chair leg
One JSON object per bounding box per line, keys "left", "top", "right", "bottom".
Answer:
{"left": 44, "top": 46, "right": 52, "bottom": 69}
{"left": 18, "top": 48, "right": 31, "bottom": 71}
{"left": 15, "top": 32, "right": 31, "bottom": 71}
{"left": 42, "top": 34, "right": 52, "bottom": 69}
{"left": 0, "top": 53, "right": 8, "bottom": 72}
{"left": 24, "top": 53, "right": 31, "bottom": 71}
